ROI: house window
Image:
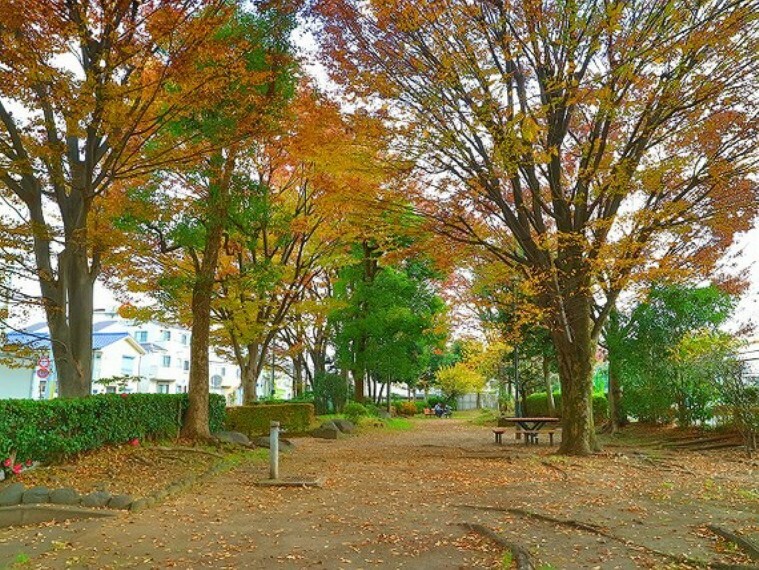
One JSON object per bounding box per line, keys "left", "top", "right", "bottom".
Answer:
{"left": 135, "top": 331, "right": 148, "bottom": 342}
{"left": 121, "top": 355, "right": 135, "bottom": 376}
{"left": 38, "top": 380, "right": 47, "bottom": 400}
{"left": 181, "top": 333, "right": 189, "bottom": 345}
{"left": 157, "top": 382, "right": 170, "bottom": 394}
{"left": 161, "top": 330, "right": 171, "bottom": 342}
{"left": 162, "top": 355, "right": 171, "bottom": 367}
{"left": 106, "top": 386, "right": 117, "bottom": 394}
{"left": 210, "top": 375, "right": 222, "bottom": 389}
{"left": 221, "top": 367, "right": 226, "bottom": 377}
{"left": 183, "top": 360, "right": 190, "bottom": 372}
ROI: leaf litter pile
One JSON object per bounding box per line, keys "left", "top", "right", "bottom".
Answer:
{"left": 0, "top": 419, "right": 756, "bottom": 569}
{"left": 11, "top": 443, "right": 217, "bottom": 497}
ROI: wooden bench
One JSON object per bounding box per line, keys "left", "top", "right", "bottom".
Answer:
{"left": 423, "top": 408, "right": 436, "bottom": 418}
{"left": 492, "top": 428, "right": 507, "bottom": 444}
{"left": 522, "top": 430, "right": 557, "bottom": 445}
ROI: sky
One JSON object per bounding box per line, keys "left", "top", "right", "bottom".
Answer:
{"left": 2, "top": 24, "right": 758, "bottom": 336}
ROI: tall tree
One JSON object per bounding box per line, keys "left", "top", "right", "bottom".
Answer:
{"left": 315, "top": 0, "right": 759, "bottom": 454}
{"left": 112, "top": 4, "right": 295, "bottom": 438}
{"left": 609, "top": 283, "right": 736, "bottom": 426}
{"left": 0, "top": 0, "right": 244, "bottom": 396}
{"left": 332, "top": 251, "right": 447, "bottom": 405}
{"left": 211, "top": 90, "right": 383, "bottom": 404}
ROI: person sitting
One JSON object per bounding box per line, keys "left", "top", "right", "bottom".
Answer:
{"left": 442, "top": 404, "right": 452, "bottom": 418}
{"left": 434, "top": 402, "right": 444, "bottom": 418}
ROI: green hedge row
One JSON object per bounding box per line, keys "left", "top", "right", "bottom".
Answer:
{"left": 524, "top": 391, "right": 608, "bottom": 423}
{"left": 0, "top": 394, "right": 226, "bottom": 463}
{"left": 225, "top": 403, "right": 315, "bottom": 436}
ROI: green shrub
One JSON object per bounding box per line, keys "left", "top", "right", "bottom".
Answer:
{"left": 225, "top": 403, "right": 315, "bottom": 436}
{"left": 414, "top": 400, "right": 427, "bottom": 413}
{"left": 313, "top": 373, "right": 348, "bottom": 415}
{"left": 524, "top": 392, "right": 560, "bottom": 417}
{"left": 0, "top": 394, "right": 226, "bottom": 464}
{"left": 524, "top": 392, "right": 608, "bottom": 423}
{"left": 343, "top": 402, "right": 369, "bottom": 422}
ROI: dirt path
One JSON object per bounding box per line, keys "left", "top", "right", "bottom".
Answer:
{"left": 1, "top": 418, "right": 757, "bottom": 569}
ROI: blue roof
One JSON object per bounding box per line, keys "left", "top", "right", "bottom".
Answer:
{"left": 3, "top": 331, "right": 134, "bottom": 351}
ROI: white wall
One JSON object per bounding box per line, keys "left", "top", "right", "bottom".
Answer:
{"left": 0, "top": 365, "right": 35, "bottom": 399}
{"left": 93, "top": 311, "right": 241, "bottom": 396}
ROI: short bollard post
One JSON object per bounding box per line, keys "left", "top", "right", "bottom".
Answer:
{"left": 269, "top": 421, "right": 280, "bottom": 480}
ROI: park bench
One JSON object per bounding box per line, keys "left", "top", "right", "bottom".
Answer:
{"left": 521, "top": 429, "right": 557, "bottom": 445}
{"left": 492, "top": 428, "right": 506, "bottom": 444}
{"left": 423, "top": 407, "right": 436, "bottom": 417}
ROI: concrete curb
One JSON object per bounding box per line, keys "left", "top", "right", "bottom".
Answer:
{"left": 0, "top": 504, "right": 116, "bottom": 528}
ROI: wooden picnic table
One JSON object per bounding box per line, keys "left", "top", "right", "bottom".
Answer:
{"left": 495, "top": 417, "right": 561, "bottom": 445}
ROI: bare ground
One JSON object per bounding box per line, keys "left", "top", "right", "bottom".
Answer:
{"left": 1, "top": 417, "right": 757, "bottom": 569}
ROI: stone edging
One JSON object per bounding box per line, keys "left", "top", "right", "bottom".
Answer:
{"left": 0, "top": 483, "right": 133, "bottom": 511}
{"left": 0, "top": 451, "right": 242, "bottom": 524}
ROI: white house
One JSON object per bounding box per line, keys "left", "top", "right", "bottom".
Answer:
{"left": 0, "top": 310, "right": 278, "bottom": 402}
{"left": 0, "top": 330, "right": 146, "bottom": 399}
{"left": 91, "top": 310, "right": 242, "bottom": 401}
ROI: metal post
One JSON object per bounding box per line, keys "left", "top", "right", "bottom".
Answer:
{"left": 269, "top": 421, "right": 279, "bottom": 480}
{"left": 514, "top": 346, "right": 522, "bottom": 417}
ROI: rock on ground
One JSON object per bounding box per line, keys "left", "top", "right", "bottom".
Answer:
{"left": 50, "top": 488, "right": 81, "bottom": 506}
{"left": 107, "top": 495, "right": 133, "bottom": 510}
{"left": 253, "top": 437, "right": 296, "bottom": 450}
{"left": 81, "top": 491, "right": 111, "bottom": 508}
{"left": 213, "top": 431, "right": 252, "bottom": 446}
{"left": 21, "top": 487, "right": 49, "bottom": 504}
{"left": 0, "top": 483, "right": 24, "bottom": 506}
{"left": 331, "top": 419, "right": 356, "bottom": 434}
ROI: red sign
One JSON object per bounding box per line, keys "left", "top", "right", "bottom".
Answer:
{"left": 38, "top": 356, "right": 50, "bottom": 369}
{"left": 37, "top": 368, "right": 50, "bottom": 379}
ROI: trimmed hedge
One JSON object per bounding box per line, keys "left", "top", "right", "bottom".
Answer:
{"left": 225, "top": 403, "right": 315, "bottom": 436}
{"left": 524, "top": 391, "right": 608, "bottom": 423}
{"left": 0, "top": 394, "right": 226, "bottom": 463}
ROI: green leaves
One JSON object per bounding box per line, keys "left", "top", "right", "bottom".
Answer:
{"left": 609, "top": 283, "right": 738, "bottom": 425}
{"left": 331, "top": 252, "right": 447, "bottom": 387}
{"left": 0, "top": 394, "right": 226, "bottom": 463}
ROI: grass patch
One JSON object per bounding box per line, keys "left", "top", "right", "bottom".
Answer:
{"left": 466, "top": 408, "right": 500, "bottom": 426}
{"left": 5, "top": 553, "right": 31, "bottom": 569}
{"left": 355, "top": 416, "right": 413, "bottom": 432}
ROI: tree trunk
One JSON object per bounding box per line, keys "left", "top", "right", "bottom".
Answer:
{"left": 292, "top": 354, "right": 304, "bottom": 397}
{"left": 241, "top": 344, "right": 259, "bottom": 404}
{"left": 182, "top": 154, "right": 235, "bottom": 440}
{"left": 242, "top": 341, "right": 270, "bottom": 405}
{"left": 552, "top": 292, "right": 598, "bottom": 455}
{"left": 544, "top": 354, "right": 555, "bottom": 416}
{"left": 32, "top": 197, "right": 96, "bottom": 398}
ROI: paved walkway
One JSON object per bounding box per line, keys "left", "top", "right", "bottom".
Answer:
{"left": 1, "top": 418, "right": 756, "bottom": 569}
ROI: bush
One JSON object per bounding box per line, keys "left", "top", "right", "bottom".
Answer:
{"left": 0, "top": 393, "right": 226, "bottom": 464}
{"left": 343, "top": 402, "right": 369, "bottom": 423}
{"left": 395, "top": 401, "right": 418, "bottom": 416}
{"left": 313, "top": 373, "right": 348, "bottom": 415}
{"left": 225, "top": 403, "right": 315, "bottom": 436}
{"left": 524, "top": 392, "right": 608, "bottom": 424}
{"left": 414, "top": 400, "right": 427, "bottom": 414}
